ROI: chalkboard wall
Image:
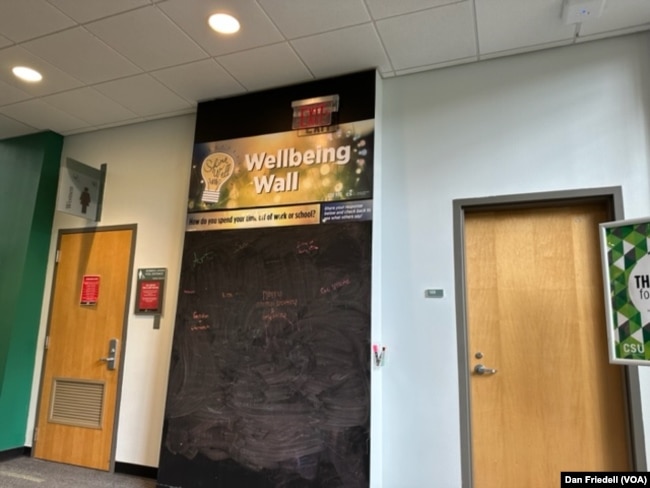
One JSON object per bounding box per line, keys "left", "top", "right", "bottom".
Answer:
{"left": 158, "top": 71, "right": 375, "bottom": 488}
{"left": 158, "top": 222, "right": 371, "bottom": 487}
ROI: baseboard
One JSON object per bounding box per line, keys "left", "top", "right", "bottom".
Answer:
{"left": 115, "top": 462, "right": 158, "bottom": 480}
{"left": 0, "top": 447, "right": 28, "bottom": 462}
{"left": 0, "top": 448, "right": 157, "bottom": 480}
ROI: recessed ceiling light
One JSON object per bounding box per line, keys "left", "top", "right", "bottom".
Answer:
{"left": 208, "top": 13, "right": 240, "bottom": 34}
{"left": 12, "top": 66, "right": 42, "bottom": 82}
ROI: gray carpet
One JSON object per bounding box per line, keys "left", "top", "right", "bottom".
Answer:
{"left": 0, "top": 456, "right": 157, "bottom": 488}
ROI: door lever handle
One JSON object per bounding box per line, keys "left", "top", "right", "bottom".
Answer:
{"left": 474, "top": 364, "right": 497, "bottom": 375}
{"left": 99, "top": 338, "right": 118, "bottom": 370}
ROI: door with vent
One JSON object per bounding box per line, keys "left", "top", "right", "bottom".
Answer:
{"left": 33, "top": 227, "right": 135, "bottom": 471}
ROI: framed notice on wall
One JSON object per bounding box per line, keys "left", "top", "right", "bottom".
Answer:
{"left": 600, "top": 218, "right": 650, "bottom": 365}
{"left": 135, "top": 268, "right": 166, "bottom": 315}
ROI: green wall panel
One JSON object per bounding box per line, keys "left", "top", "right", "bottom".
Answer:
{"left": 0, "top": 132, "right": 62, "bottom": 451}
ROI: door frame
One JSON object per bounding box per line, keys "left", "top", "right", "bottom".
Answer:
{"left": 453, "top": 187, "right": 646, "bottom": 487}
{"left": 33, "top": 224, "right": 137, "bottom": 472}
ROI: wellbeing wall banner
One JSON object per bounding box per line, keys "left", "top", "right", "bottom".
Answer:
{"left": 187, "top": 120, "right": 373, "bottom": 231}
{"left": 600, "top": 217, "right": 650, "bottom": 365}
{"left": 158, "top": 70, "right": 375, "bottom": 488}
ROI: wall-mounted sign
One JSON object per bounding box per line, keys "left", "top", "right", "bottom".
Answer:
{"left": 187, "top": 119, "right": 374, "bottom": 221}
{"left": 56, "top": 158, "right": 107, "bottom": 222}
{"left": 600, "top": 218, "right": 650, "bottom": 365}
{"left": 291, "top": 94, "right": 339, "bottom": 130}
{"left": 135, "top": 268, "right": 166, "bottom": 315}
{"left": 80, "top": 275, "right": 100, "bottom": 306}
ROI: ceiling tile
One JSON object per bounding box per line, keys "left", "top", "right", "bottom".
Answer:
{"left": 0, "top": 34, "right": 12, "bottom": 48}
{"left": 86, "top": 6, "right": 208, "bottom": 71}
{"left": 0, "top": 46, "right": 83, "bottom": 96}
{"left": 476, "top": 0, "right": 575, "bottom": 54}
{"left": 217, "top": 43, "right": 314, "bottom": 92}
{"left": 152, "top": 59, "right": 246, "bottom": 102}
{"left": 394, "top": 56, "right": 476, "bottom": 76}
{"left": 158, "top": 0, "right": 284, "bottom": 56}
{"left": 0, "top": 0, "right": 75, "bottom": 43}
{"left": 292, "top": 24, "right": 391, "bottom": 78}
{"left": 142, "top": 108, "right": 195, "bottom": 122}
{"left": 0, "top": 99, "right": 89, "bottom": 133}
{"left": 0, "top": 0, "right": 647, "bottom": 142}
{"left": 579, "top": 0, "right": 650, "bottom": 36}
{"left": 93, "top": 74, "right": 193, "bottom": 117}
{"left": 0, "top": 113, "right": 37, "bottom": 140}
{"left": 22, "top": 27, "right": 141, "bottom": 84}
{"left": 376, "top": 3, "right": 476, "bottom": 70}
{"left": 0, "top": 79, "right": 30, "bottom": 106}
{"left": 479, "top": 39, "right": 574, "bottom": 60}
{"left": 48, "top": 0, "right": 150, "bottom": 23}
{"left": 577, "top": 24, "right": 650, "bottom": 43}
{"left": 257, "top": 0, "right": 370, "bottom": 39}
{"left": 84, "top": 118, "right": 145, "bottom": 133}
{"left": 42, "top": 87, "right": 140, "bottom": 126}
{"left": 365, "top": 0, "right": 462, "bottom": 20}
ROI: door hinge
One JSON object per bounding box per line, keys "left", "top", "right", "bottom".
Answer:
{"left": 44, "top": 336, "right": 50, "bottom": 350}
{"left": 33, "top": 427, "right": 38, "bottom": 442}
{"left": 55, "top": 249, "right": 60, "bottom": 263}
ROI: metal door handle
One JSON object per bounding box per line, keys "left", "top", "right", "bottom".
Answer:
{"left": 100, "top": 338, "right": 118, "bottom": 370}
{"left": 474, "top": 364, "right": 497, "bottom": 375}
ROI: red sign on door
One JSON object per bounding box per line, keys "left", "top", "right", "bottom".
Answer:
{"left": 80, "top": 275, "right": 100, "bottom": 305}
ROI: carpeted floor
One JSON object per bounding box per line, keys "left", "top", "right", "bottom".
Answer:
{"left": 0, "top": 456, "right": 157, "bottom": 488}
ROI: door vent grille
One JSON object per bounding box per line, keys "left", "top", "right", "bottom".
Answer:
{"left": 50, "top": 378, "right": 105, "bottom": 428}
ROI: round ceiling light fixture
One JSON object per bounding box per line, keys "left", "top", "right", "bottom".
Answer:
{"left": 12, "top": 66, "right": 43, "bottom": 82}
{"left": 208, "top": 13, "right": 240, "bottom": 34}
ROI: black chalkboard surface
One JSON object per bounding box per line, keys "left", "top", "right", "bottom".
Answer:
{"left": 158, "top": 221, "right": 371, "bottom": 488}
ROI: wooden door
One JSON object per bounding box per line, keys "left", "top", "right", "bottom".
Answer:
{"left": 465, "top": 202, "right": 630, "bottom": 487}
{"left": 33, "top": 227, "right": 135, "bottom": 471}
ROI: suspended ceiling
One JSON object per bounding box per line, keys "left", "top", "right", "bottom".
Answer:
{"left": 1, "top": 0, "right": 649, "bottom": 140}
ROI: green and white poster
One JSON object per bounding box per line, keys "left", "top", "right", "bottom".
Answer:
{"left": 601, "top": 218, "right": 650, "bottom": 365}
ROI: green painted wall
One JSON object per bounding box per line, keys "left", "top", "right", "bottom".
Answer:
{"left": 0, "top": 132, "right": 62, "bottom": 451}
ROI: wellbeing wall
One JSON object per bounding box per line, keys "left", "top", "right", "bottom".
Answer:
{"left": 157, "top": 71, "right": 376, "bottom": 487}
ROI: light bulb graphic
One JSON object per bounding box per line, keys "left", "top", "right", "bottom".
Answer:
{"left": 200, "top": 152, "right": 235, "bottom": 203}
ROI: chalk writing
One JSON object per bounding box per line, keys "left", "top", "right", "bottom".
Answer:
{"left": 189, "top": 324, "right": 210, "bottom": 331}
{"left": 192, "top": 251, "right": 214, "bottom": 268}
{"left": 320, "top": 276, "right": 352, "bottom": 295}
{"left": 161, "top": 222, "right": 371, "bottom": 487}
{"left": 297, "top": 239, "right": 319, "bottom": 255}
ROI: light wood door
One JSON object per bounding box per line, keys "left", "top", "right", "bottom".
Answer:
{"left": 465, "top": 202, "right": 630, "bottom": 487}
{"left": 34, "top": 227, "right": 134, "bottom": 471}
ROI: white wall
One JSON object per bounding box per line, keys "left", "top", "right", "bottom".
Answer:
{"left": 379, "top": 32, "right": 650, "bottom": 487}
{"left": 24, "top": 31, "right": 650, "bottom": 485}
{"left": 27, "top": 114, "right": 195, "bottom": 467}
